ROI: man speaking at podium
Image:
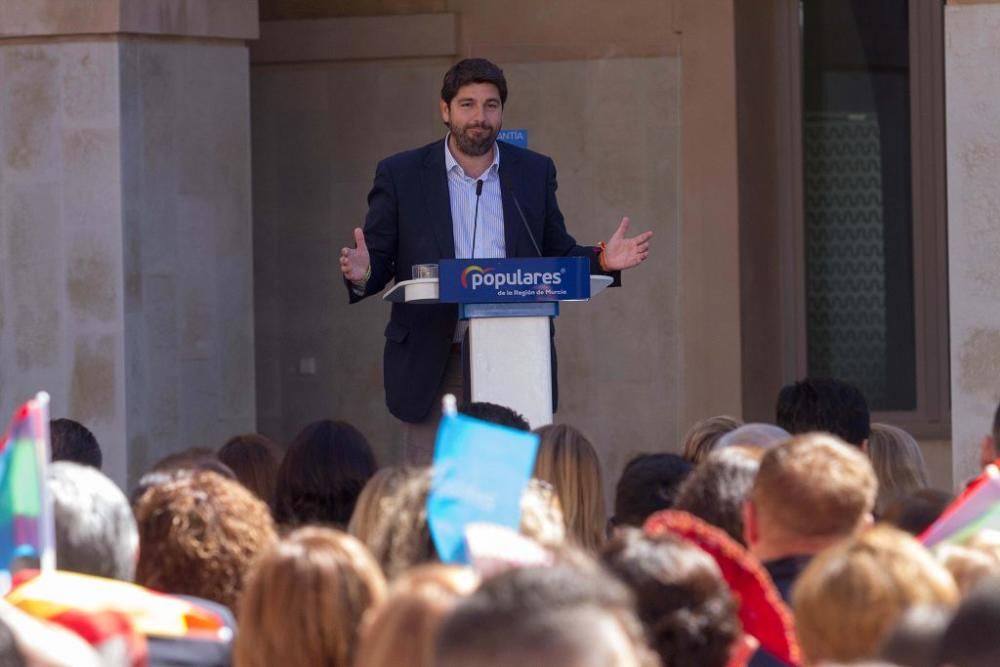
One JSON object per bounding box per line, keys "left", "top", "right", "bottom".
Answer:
{"left": 340, "top": 58, "right": 652, "bottom": 463}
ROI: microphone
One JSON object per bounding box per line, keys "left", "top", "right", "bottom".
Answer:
{"left": 500, "top": 173, "right": 542, "bottom": 257}
{"left": 471, "top": 179, "right": 483, "bottom": 258}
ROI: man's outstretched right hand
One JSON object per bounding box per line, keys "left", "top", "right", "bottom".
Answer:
{"left": 340, "top": 227, "right": 370, "bottom": 285}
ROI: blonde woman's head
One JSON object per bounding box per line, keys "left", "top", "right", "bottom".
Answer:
{"left": 235, "top": 527, "right": 387, "bottom": 667}
{"left": 792, "top": 525, "right": 958, "bottom": 665}
{"left": 681, "top": 416, "right": 742, "bottom": 465}
{"left": 355, "top": 564, "right": 479, "bottom": 667}
{"left": 866, "top": 423, "right": 930, "bottom": 515}
{"left": 533, "top": 424, "right": 606, "bottom": 550}
{"left": 349, "top": 466, "right": 411, "bottom": 547}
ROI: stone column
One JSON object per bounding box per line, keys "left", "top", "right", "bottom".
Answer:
{"left": 945, "top": 2, "right": 1000, "bottom": 487}
{"left": 0, "top": 0, "right": 258, "bottom": 487}
{"left": 677, "top": 0, "right": 743, "bottom": 427}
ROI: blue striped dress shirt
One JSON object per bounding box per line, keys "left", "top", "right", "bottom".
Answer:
{"left": 445, "top": 138, "right": 505, "bottom": 259}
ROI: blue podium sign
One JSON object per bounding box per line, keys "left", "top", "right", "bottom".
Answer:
{"left": 439, "top": 258, "right": 590, "bottom": 303}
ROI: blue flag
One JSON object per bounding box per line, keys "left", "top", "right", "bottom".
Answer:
{"left": 427, "top": 412, "right": 540, "bottom": 564}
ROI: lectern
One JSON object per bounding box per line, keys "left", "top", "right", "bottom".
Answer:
{"left": 383, "top": 257, "right": 612, "bottom": 428}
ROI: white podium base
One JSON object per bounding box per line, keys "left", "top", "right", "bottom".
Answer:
{"left": 468, "top": 316, "right": 553, "bottom": 429}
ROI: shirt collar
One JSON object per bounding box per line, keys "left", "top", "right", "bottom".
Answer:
{"left": 444, "top": 134, "right": 500, "bottom": 179}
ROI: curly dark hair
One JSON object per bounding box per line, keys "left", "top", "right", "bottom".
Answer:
{"left": 601, "top": 529, "right": 740, "bottom": 667}
{"left": 272, "top": 420, "right": 377, "bottom": 529}
{"left": 133, "top": 470, "right": 277, "bottom": 612}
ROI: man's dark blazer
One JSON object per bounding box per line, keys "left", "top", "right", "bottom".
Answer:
{"left": 347, "top": 138, "right": 613, "bottom": 423}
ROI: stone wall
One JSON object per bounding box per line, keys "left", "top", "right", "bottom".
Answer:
{"left": 0, "top": 0, "right": 258, "bottom": 487}
{"left": 250, "top": 0, "right": 744, "bottom": 504}
{"left": 120, "top": 38, "right": 256, "bottom": 482}
{"left": 1, "top": 0, "right": 749, "bottom": 496}
{"left": 0, "top": 39, "right": 127, "bottom": 481}
{"left": 945, "top": 2, "right": 1000, "bottom": 486}
{"left": 253, "top": 54, "right": 682, "bottom": 479}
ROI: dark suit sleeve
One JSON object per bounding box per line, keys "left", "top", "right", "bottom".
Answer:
{"left": 541, "top": 158, "right": 622, "bottom": 286}
{"left": 346, "top": 160, "right": 399, "bottom": 303}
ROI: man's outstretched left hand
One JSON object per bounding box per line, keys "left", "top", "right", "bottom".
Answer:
{"left": 601, "top": 217, "right": 652, "bottom": 271}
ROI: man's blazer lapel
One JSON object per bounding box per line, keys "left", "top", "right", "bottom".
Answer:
{"left": 499, "top": 143, "right": 526, "bottom": 257}
{"left": 421, "top": 140, "right": 456, "bottom": 259}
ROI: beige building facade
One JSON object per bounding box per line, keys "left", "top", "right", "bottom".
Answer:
{"left": 0, "top": 0, "right": 997, "bottom": 494}
{"left": 0, "top": 0, "right": 258, "bottom": 484}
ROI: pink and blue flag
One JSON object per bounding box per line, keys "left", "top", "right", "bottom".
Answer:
{"left": 0, "top": 392, "right": 55, "bottom": 589}
{"left": 920, "top": 464, "right": 1000, "bottom": 548}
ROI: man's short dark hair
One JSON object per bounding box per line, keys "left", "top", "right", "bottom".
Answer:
{"left": 612, "top": 453, "right": 692, "bottom": 528}
{"left": 441, "top": 58, "right": 507, "bottom": 106}
{"left": 435, "top": 564, "right": 653, "bottom": 667}
{"left": 49, "top": 418, "right": 102, "bottom": 469}
{"left": 459, "top": 401, "right": 529, "bottom": 431}
{"left": 775, "top": 378, "right": 871, "bottom": 446}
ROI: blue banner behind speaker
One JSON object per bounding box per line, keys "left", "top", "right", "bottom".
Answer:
{"left": 498, "top": 129, "right": 528, "bottom": 148}
{"left": 438, "top": 257, "right": 590, "bottom": 303}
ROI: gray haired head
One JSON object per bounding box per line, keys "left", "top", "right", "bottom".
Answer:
{"left": 717, "top": 423, "right": 791, "bottom": 451}
{"left": 47, "top": 461, "right": 138, "bottom": 581}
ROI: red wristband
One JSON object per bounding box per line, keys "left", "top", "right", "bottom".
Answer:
{"left": 596, "top": 241, "right": 609, "bottom": 272}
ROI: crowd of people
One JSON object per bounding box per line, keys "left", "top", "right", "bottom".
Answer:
{"left": 3, "top": 377, "right": 1000, "bottom": 666}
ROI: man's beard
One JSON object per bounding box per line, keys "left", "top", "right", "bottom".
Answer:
{"left": 450, "top": 122, "right": 498, "bottom": 157}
